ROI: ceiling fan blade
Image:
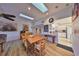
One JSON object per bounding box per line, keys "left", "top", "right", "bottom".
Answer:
{"left": 0, "top": 13, "right": 16, "bottom": 21}
{"left": 3, "top": 17, "right": 14, "bottom": 21}
{"left": 2, "top": 13, "right": 16, "bottom": 18}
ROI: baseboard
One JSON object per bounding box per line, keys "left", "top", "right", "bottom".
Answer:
{"left": 57, "top": 43, "right": 73, "bottom": 52}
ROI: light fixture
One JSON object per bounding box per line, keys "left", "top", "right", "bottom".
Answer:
{"left": 55, "top": 6, "right": 58, "bottom": 8}
{"left": 32, "top": 3, "right": 48, "bottom": 13}
{"left": 19, "top": 13, "right": 34, "bottom": 20}
{"left": 28, "top": 7, "right": 31, "bottom": 10}
{"left": 66, "top": 4, "right": 69, "bottom": 6}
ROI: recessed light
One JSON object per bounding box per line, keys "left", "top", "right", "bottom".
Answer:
{"left": 66, "top": 4, "right": 69, "bottom": 6}
{"left": 55, "top": 6, "right": 58, "bottom": 8}
{"left": 28, "top": 7, "right": 31, "bottom": 10}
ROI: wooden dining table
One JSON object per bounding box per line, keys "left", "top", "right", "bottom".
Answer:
{"left": 26, "top": 34, "right": 45, "bottom": 55}
{"left": 27, "top": 34, "right": 43, "bottom": 44}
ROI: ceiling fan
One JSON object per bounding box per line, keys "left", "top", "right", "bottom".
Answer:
{"left": 0, "top": 13, "right": 16, "bottom": 21}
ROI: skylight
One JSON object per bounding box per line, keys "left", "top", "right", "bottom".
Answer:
{"left": 32, "top": 3, "right": 48, "bottom": 13}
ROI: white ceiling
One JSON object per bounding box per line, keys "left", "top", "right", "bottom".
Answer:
{"left": 0, "top": 3, "right": 73, "bottom": 22}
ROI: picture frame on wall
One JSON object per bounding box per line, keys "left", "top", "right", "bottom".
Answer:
{"left": 44, "top": 25, "right": 49, "bottom": 32}
{"left": 0, "top": 20, "right": 17, "bottom": 31}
